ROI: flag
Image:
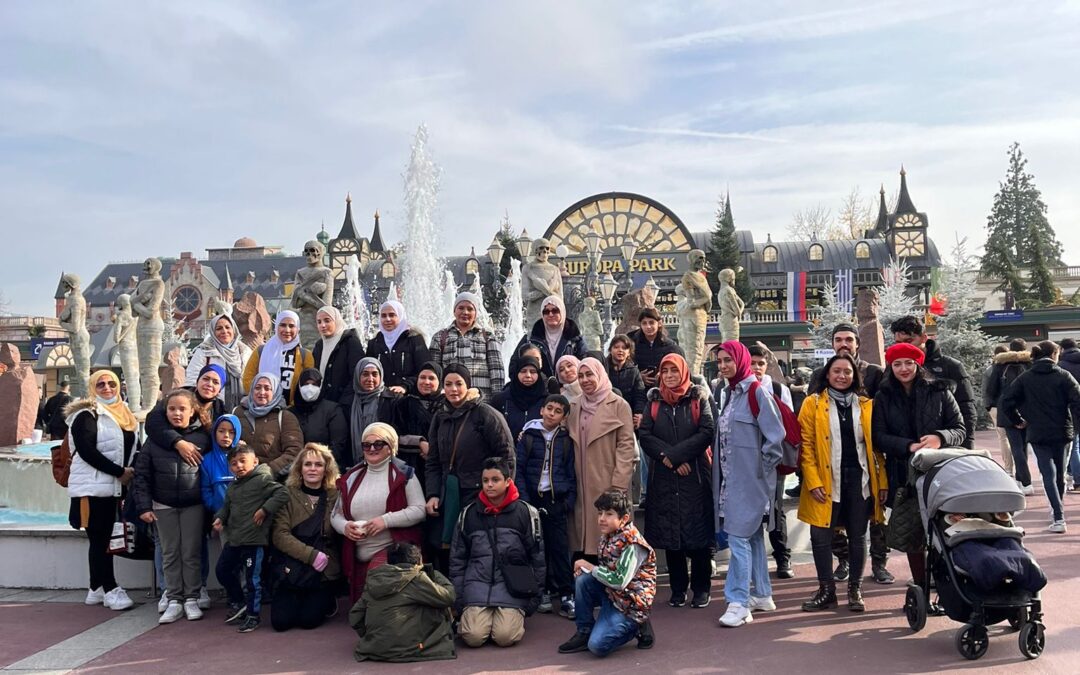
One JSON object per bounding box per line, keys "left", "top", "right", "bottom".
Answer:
{"left": 786, "top": 271, "right": 807, "bottom": 322}
{"left": 929, "top": 294, "right": 947, "bottom": 316}
{"left": 835, "top": 269, "right": 853, "bottom": 314}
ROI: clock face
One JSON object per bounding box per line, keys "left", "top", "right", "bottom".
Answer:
{"left": 894, "top": 231, "right": 925, "bottom": 257}
{"left": 895, "top": 214, "right": 922, "bottom": 228}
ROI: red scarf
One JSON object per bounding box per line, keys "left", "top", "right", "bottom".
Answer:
{"left": 478, "top": 480, "right": 520, "bottom": 514}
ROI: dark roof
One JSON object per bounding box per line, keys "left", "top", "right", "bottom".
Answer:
{"left": 54, "top": 274, "right": 67, "bottom": 300}
{"left": 336, "top": 195, "right": 359, "bottom": 241}
{"left": 895, "top": 167, "right": 918, "bottom": 215}
{"left": 220, "top": 264, "right": 233, "bottom": 291}
{"left": 747, "top": 236, "right": 924, "bottom": 276}
{"left": 370, "top": 212, "right": 386, "bottom": 253}
{"left": 874, "top": 186, "right": 888, "bottom": 233}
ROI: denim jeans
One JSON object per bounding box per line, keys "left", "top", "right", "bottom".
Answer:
{"left": 724, "top": 526, "right": 772, "bottom": 606}
{"left": 1068, "top": 436, "right": 1080, "bottom": 482}
{"left": 1031, "top": 443, "right": 1067, "bottom": 521}
{"left": 1005, "top": 426, "right": 1031, "bottom": 486}
{"left": 574, "top": 573, "right": 639, "bottom": 657}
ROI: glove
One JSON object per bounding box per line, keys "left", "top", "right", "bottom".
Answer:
{"left": 312, "top": 551, "right": 329, "bottom": 572}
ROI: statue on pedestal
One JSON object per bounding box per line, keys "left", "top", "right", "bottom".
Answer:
{"left": 718, "top": 268, "right": 745, "bottom": 343}
{"left": 132, "top": 257, "right": 165, "bottom": 410}
{"left": 58, "top": 273, "right": 91, "bottom": 398}
{"left": 291, "top": 240, "right": 334, "bottom": 350}
{"left": 856, "top": 287, "right": 885, "bottom": 367}
{"left": 679, "top": 250, "right": 713, "bottom": 376}
{"left": 577, "top": 296, "right": 604, "bottom": 352}
{"left": 614, "top": 277, "right": 659, "bottom": 337}
{"left": 113, "top": 293, "right": 141, "bottom": 411}
{"left": 521, "top": 238, "right": 563, "bottom": 327}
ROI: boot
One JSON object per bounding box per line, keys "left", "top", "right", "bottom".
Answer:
{"left": 801, "top": 583, "right": 838, "bottom": 612}
{"left": 847, "top": 582, "right": 865, "bottom": 612}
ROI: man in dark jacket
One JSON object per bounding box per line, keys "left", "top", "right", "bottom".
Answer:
{"left": 890, "top": 315, "right": 976, "bottom": 449}
{"left": 983, "top": 339, "right": 1032, "bottom": 490}
{"left": 1059, "top": 338, "right": 1080, "bottom": 489}
{"left": 808, "top": 323, "right": 884, "bottom": 398}
{"left": 41, "top": 378, "right": 73, "bottom": 440}
{"left": 450, "top": 457, "right": 545, "bottom": 648}
{"left": 628, "top": 308, "right": 683, "bottom": 388}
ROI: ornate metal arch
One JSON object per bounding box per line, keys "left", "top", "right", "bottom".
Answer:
{"left": 543, "top": 192, "right": 694, "bottom": 254}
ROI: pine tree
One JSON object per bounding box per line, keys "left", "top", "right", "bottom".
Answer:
{"left": 1026, "top": 223, "right": 1058, "bottom": 306}
{"left": 877, "top": 260, "right": 916, "bottom": 346}
{"left": 810, "top": 281, "right": 855, "bottom": 350}
{"left": 980, "top": 143, "right": 1062, "bottom": 302}
{"left": 706, "top": 193, "right": 752, "bottom": 304}
{"left": 481, "top": 211, "right": 523, "bottom": 330}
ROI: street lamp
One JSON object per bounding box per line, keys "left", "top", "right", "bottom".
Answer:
{"left": 487, "top": 235, "right": 505, "bottom": 267}
{"left": 583, "top": 225, "right": 603, "bottom": 299}
{"left": 516, "top": 229, "right": 533, "bottom": 260}
{"left": 600, "top": 271, "right": 617, "bottom": 337}
{"left": 620, "top": 239, "right": 639, "bottom": 272}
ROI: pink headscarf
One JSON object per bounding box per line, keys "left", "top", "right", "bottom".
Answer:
{"left": 576, "top": 357, "right": 613, "bottom": 449}
{"left": 555, "top": 354, "right": 582, "bottom": 403}
{"left": 719, "top": 340, "right": 753, "bottom": 389}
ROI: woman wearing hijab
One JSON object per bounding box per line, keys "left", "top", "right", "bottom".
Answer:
{"left": 66, "top": 370, "right": 138, "bottom": 611}
{"left": 393, "top": 361, "right": 444, "bottom": 484}
{"left": 144, "top": 364, "right": 227, "bottom": 472}
{"left": 566, "top": 357, "right": 636, "bottom": 559}
{"left": 185, "top": 313, "right": 252, "bottom": 410}
{"left": 312, "top": 305, "right": 365, "bottom": 407}
{"left": 366, "top": 300, "right": 432, "bottom": 394}
{"left": 289, "top": 368, "right": 350, "bottom": 472}
{"left": 349, "top": 358, "right": 402, "bottom": 468}
{"left": 491, "top": 354, "right": 549, "bottom": 439}
{"left": 516, "top": 295, "right": 587, "bottom": 379}
{"left": 711, "top": 340, "right": 787, "bottom": 628}
{"left": 233, "top": 372, "right": 304, "bottom": 479}
{"left": 242, "top": 311, "right": 315, "bottom": 407}
{"left": 555, "top": 355, "right": 583, "bottom": 404}
{"left": 639, "top": 353, "right": 716, "bottom": 609}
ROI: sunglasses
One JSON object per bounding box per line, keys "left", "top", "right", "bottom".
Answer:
{"left": 95, "top": 380, "right": 117, "bottom": 389}
{"left": 361, "top": 440, "right": 391, "bottom": 451}
{"left": 542, "top": 308, "right": 561, "bottom": 315}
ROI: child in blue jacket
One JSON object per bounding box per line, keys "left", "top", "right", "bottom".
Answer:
{"left": 201, "top": 414, "right": 241, "bottom": 517}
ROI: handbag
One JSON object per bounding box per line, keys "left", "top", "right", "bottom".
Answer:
{"left": 109, "top": 497, "right": 155, "bottom": 560}
{"left": 484, "top": 517, "right": 539, "bottom": 599}
{"left": 439, "top": 411, "right": 473, "bottom": 546}
{"left": 272, "top": 494, "right": 327, "bottom": 590}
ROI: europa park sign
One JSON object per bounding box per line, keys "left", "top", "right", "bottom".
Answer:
{"left": 562, "top": 255, "right": 680, "bottom": 276}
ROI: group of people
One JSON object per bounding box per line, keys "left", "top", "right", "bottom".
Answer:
{"left": 57, "top": 289, "right": 1078, "bottom": 662}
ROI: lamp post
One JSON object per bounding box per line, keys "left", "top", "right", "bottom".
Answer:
{"left": 620, "top": 238, "right": 639, "bottom": 287}
{"left": 516, "top": 229, "right": 533, "bottom": 260}
{"left": 583, "top": 225, "right": 603, "bottom": 299}
{"left": 600, "top": 271, "right": 617, "bottom": 337}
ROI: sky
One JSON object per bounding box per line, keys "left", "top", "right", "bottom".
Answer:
{"left": 2, "top": 0, "right": 1079, "bottom": 315}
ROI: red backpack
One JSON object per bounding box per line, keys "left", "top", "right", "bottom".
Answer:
{"left": 747, "top": 380, "right": 802, "bottom": 475}
{"left": 648, "top": 397, "right": 701, "bottom": 426}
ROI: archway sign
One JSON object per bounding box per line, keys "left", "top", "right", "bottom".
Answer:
{"left": 543, "top": 192, "right": 695, "bottom": 277}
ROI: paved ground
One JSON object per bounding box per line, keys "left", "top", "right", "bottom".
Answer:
{"left": 2, "top": 432, "right": 1077, "bottom": 674}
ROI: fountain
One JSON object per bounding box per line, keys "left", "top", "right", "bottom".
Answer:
{"left": 341, "top": 254, "right": 373, "bottom": 342}
{"left": 500, "top": 258, "right": 525, "bottom": 375}
{"left": 385, "top": 281, "right": 398, "bottom": 304}
{"left": 467, "top": 274, "right": 496, "bottom": 335}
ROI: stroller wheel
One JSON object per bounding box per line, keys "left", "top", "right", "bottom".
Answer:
{"left": 904, "top": 586, "right": 927, "bottom": 632}
{"left": 1019, "top": 622, "right": 1045, "bottom": 659}
{"left": 955, "top": 623, "right": 989, "bottom": 660}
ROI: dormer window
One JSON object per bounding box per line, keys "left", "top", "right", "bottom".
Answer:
{"left": 465, "top": 259, "right": 479, "bottom": 277}
{"left": 808, "top": 243, "right": 824, "bottom": 261}
{"left": 105, "top": 276, "right": 116, "bottom": 290}
{"left": 855, "top": 241, "right": 871, "bottom": 260}
{"left": 270, "top": 269, "right": 280, "bottom": 283}
{"left": 128, "top": 275, "right": 139, "bottom": 289}
{"left": 381, "top": 260, "right": 396, "bottom": 279}
{"left": 763, "top": 245, "right": 778, "bottom": 263}
{"left": 245, "top": 271, "right": 256, "bottom": 284}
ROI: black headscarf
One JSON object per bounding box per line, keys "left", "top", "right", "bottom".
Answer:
{"left": 291, "top": 368, "right": 323, "bottom": 413}
{"left": 443, "top": 363, "right": 472, "bottom": 389}
{"left": 507, "top": 355, "right": 548, "bottom": 411}
{"left": 412, "top": 360, "right": 444, "bottom": 401}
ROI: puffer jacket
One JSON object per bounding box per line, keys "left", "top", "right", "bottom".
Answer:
{"left": 289, "top": 397, "right": 349, "bottom": 471}
{"left": 271, "top": 485, "right": 341, "bottom": 581}
{"left": 65, "top": 399, "right": 134, "bottom": 499}
{"left": 1000, "top": 358, "right": 1080, "bottom": 445}
{"left": 1059, "top": 347, "right": 1080, "bottom": 383}
{"left": 144, "top": 387, "right": 225, "bottom": 451}
{"left": 365, "top": 330, "right": 432, "bottom": 391}
{"left": 922, "top": 339, "right": 976, "bottom": 448}
{"left": 514, "top": 420, "right": 576, "bottom": 508}
{"left": 449, "top": 496, "right": 545, "bottom": 614}
{"left": 232, "top": 403, "right": 304, "bottom": 477}
{"left": 982, "top": 350, "right": 1032, "bottom": 425}
{"left": 216, "top": 463, "right": 289, "bottom": 546}
{"left": 517, "top": 319, "right": 588, "bottom": 378}
{"left": 639, "top": 385, "right": 715, "bottom": 550}
{"left": 313, "top": 329, "right": 366, "bottom": 406}
{"left": 350, "top": 563, "right": 456, "bottom": 663}
{"left": 608, "top": 361, "right": 646, "bottom": 415}
{"left": 424, "top": 390, "right": 515, "bottom": 502}
{"left": 133, "top": 424, "right": 209, "bottom": 513}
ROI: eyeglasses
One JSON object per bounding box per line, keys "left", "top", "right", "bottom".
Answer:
{"left": 95, "top": 380, "right": 117, "bottom": 390}
{"left": 542, "top": 308, "right": 561, "bottom": 315}
{"left": 361, "top": 441, "right": 391, "bottom": 451}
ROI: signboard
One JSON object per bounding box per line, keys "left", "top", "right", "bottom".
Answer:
{"left": 984, "top": 310, "right": 1024, "bottom": 322}
{"left": 29, "top": 337, "right": 68, "bottom": 360}
{"left": 562, "top": 254, "right": 681, "bottom": 277}
{"left": 813, "top": 348, "right": 836, "bottom": 360}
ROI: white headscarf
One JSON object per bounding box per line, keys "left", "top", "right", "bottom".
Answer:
{"left": 316, "top": 305, "right": 345, "bottom": 374}
{"left": 204, "top": 313, "right": 245, "bottom": 379}
{"left": 379, "top": 300, "right": 409, "bottom": 352}
{"left": 541, "top": 294, "right": 566, "bottom": 361}
{"left": 259, "top": 310, "right": 301, "bottom": 377}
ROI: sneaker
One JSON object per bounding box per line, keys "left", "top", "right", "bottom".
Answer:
{"left": 690, "top": 591, "right": 711, "bottom": 608}
{"left": 159, "top": 601, "right": 184, "bottom": 624}
{"left": 236, "top": 616, "right": 260, "bottom": 633}
{"left": 785, "top": 483, "right": 802, "bottom": 499}
{"left": 748, "top": 595, "right": 776, "bottom": 612}
{"left": 85, "top": 587, "right": 105, "bottom": 606}
{"left": 157, "top": 592, "right": 169, "bottom": 613}
{"left": 537, "top": 592, "right": 553, "bottom": 613}
{"left": 1048, "top": 520, "right": 1067, "bottom": 533}
{"left": 669, "top": 591, "right": 687, "bottom": 607}
{"left": 636, "top": 619, "right": 655, "bottom": 649}
{"left": 872, "top": 565, "right": 896, "bottom": 585}
{"left": 197, "top": 587, "right": 211, "bottom": 610}
{"left": 719, "top": 602, "right": 753, "bottom": 627}
{"left": 224, "top": 603, "right": 247, "bottom": 625}
{"left": 833, "top": 560, "right": 850, "bottom": 582}
{"left": 183, "top": 598, "right": 203, "bottom": 621}
{"left": 559, "top": 595, "right": 576, "bottom": 620}
{"left": 1020, "top": 483, "right": 1035, "bottom": 496}
{"left": 103, "top": 587, "right": 134, "bottom": 611}
{"left": 558, "top": 631, "right": 590, "bottom": 653}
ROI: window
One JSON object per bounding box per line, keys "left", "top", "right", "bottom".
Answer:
{"left": 763, "top": 245, "right": 778, "bottom": 263}
{"left": 173, "top": 286, "right": 202, "bottom": 314}
{"left": 381, "top": 261, "right": 396, "bottom": 279}
{"left": 808, "top": 243, "right": 824, "bottom": 261}
{"left": 855, "top": 241, "right": 871, "bottom": 259}
{"left": 465, "top": 259, "right": 479, "bottom": 276}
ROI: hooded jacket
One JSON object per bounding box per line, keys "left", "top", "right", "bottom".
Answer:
{"left": 365, "top": 329, "right": 432, "bottom": 391}
{"left": 215, "top": 463, "right": 289, "bottom": 546}
{"left": 133, "top": 419, "right": 209, "bottom": 513}
{"left": 608, "top": 360, "right": 647, "bottom": 415}
{"left": 922, "top": 339, "right": 976, "bottom": 448}
{"left": 517, "top": 318, "right": 588, "bottom": 378}
{"left": 200, "top": 414, "right": 241, "bottom": 513}
{"left": 1059, "top": 347, "right": 1080, "bottom": 383}
{"left": 271, "top": 484, "right": 341, "bottom": 581}
{"left": 232, "top": 402, "right": 304, "bottom": 477}
{"left": 289, "top": 393, "right": 350, "bottom": 471}
{"left": 424, "top": 389, "right": 516, "bottom": 501}
{"left": 983, "top": 350, "right": 1032, "bottom": 425}
{"left": 1000, "top": 358, "right": 1080, "bottom": 445}
{"left": 349, "top": 563, "right": 456, "bottom": 663}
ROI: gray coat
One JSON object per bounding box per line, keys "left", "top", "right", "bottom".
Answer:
{"left": 711, "top": 375, "right": 786, "bottom": 539}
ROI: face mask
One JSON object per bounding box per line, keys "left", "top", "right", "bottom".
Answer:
{"left": 299, "top": 384, "right": 321, "bottom": 402}
{"left": 97, "top": 395, "right": 119, "bottom": 406}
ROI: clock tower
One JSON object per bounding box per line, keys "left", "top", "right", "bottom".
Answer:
{"left": 328, "top": 193, "right": 370, "bottom": 279}
{"left": 886, "top": 167, "right": 928, "bottom": 261}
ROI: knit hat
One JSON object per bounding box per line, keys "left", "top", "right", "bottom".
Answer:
{"left": 885, "top": 342, "right": 925, "bottom": 366}
{"left": 443, "top": 363, "right": 472, "bottom": 388}
{"left": 454, "top": 292, "right": 482, "bottom": 311}
{"left": 832, "top": 323, "right": 859, "bottom": 339}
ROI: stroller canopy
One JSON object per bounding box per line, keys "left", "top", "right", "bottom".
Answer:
{"left": 921, "top": 454, "right": 1026, "bottom": 517}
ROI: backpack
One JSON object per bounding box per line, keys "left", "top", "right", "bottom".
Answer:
{"left": 648, "top": 397, "right": 701, "bottom": 426}
{"left": 51, "top": 433, "right": 74, "bottom": 488}
{"left": 747, "top": 381, "right": 802, "bottom": 475}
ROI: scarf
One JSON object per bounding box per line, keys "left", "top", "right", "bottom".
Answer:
{"left": 205, "top": 313, "right": 245, "bottom": 379}
{"left": 720, "top": 340, "right": 753, "bottom": 391}
{"left": 556, "top": 354, "right": 582, "bottom": 403}
{"left": 658, "top": 353, "right": 691, "bottom": 406}
{"left": 316, "top": 306, "right": 345, "bottom": 374}
{"left": 478, "top": 480, "right": 520, "bottom": 514}
{"left": 259, "top": 310, "right": 301, "bottom": 378}
{"left": 244, "top": 372, "right": 285, "bottom": 427}
{"left": 577, "top": 357, "right": 612, "bottom": 449}
{"left": 89, "top": 370, "right": 137, "bottom": 432}
{"left": 827, "top": 386, "right": 858, "bottom": 409}
{"left": 414, "top": 360, "right": 444, "bottom": 400}
{"left": 541, "top": 295, "right": 566, "bottom": 361}
{"left": 350, "top": 358, "right": 386, "bottom": 450}
{"left": 508, "top": 355, "right": 548, "bottom": 411}
{"left": 378, "top": 300, "right": 409, "bottom": 352}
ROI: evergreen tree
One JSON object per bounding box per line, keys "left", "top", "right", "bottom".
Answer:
{"left": 706, "top": 193, "right": 752, "bottom": 304}
{"left": 810, "top": 281, "right": 855, "bottom": 350}
{"left": 980, "top": 143, "right": 1062, "bottom": 302}
{"left": 481, "top": 211, "right": 523, "bottom": 329}
{"left": 877, "top": 260, "right": 916, "bottom": 346}
{"left": 1026, "top": 223, "right": 1058, "bottom": 306}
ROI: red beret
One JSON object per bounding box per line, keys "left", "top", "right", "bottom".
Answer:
{"left": 885, "top": 342, "right": 926, "bottom": 366}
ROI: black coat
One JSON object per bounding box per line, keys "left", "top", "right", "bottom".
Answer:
{"left": 1058, "top": 348, "right": 1080, "bottom": 383}
{"left": 42, "top": 391, "right": 72, "bottom": 439}
{"left": 608, "top": 361, "right": 646, "bottom": 415}
{"left": 312, "top": 330, "right": 365, "bottom": 406}
{"left": 289, "top": 398, "right": 349, "bottom": 471}
{"left": 133, "top": 426, "right": 210, "bottom": 513}
{"left": 638, "top": 385, "right": 716, "bottom": 551}
{"left": 489, "top": 356, "right": 549, "bottom": 439}
{"left": 424, "top": 391, "right": 515, "bottom": 502}
{"left": 982, "top": 350, "right": 1032, "bottom": 426}
{"left": 922, "top": 339, "right": 976, "bottom": 449}
{"left": 810, "top": 358, "right": 884, "bottom": 398}
{"left": 517, "top": 319, "right": 588, "bottom": 379}
{"left": 872, "top": 375, "right": 966, "bottom": 493}
{"left": 1000, "top": 359, "right": 1080, "bottom": 445}
{"left": 627, "top": 329, "right": 684, "bottom": 380}
{"left": 365, "top": 330, "right": 432, "bottom": 391}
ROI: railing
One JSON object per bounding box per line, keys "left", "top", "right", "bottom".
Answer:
{"left": 976, "top": 266, "right": 1080, "bottom": 282}
{"left": 662, "top": 307, "right": 825, "bottom": 326}
{"left": 0, "top": 316, "right": 61, "bottom": 328}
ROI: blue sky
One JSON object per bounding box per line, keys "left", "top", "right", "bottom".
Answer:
{"left": 2, "top": 0, "right": 1079, "bottom": 315}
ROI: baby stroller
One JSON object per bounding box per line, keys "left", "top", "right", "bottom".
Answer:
{"left": 903, "top": 453, "right": 1046, "bottom": 660}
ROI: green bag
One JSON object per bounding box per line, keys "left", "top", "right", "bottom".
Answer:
{"left": 439, "top": 411, "right": 472, "bottom": 547}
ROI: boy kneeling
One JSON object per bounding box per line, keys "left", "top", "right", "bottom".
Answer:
{"left": 559, "top": 489, "right": 656, "bottom": 657}
{"left": 450, "top": 458, "right": 545, "bottom": 648}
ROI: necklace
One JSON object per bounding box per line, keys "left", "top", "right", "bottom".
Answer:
{"left": 837, "top": 405, "right": 851, "bottom": 422}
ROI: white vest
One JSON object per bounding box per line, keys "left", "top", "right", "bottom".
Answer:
{"left": 67, "top": 405, "right": 127, "bottom": 498}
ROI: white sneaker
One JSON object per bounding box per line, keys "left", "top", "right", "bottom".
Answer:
{"left": 183, "top": 598, "right": 203, "bottom": 621}
{"left": 103, "top": 587, "right": 134, "bottom": 611}
{"left": 719, "top": 602, "right": 753, "bottom": 627}
{"left": 157, "top": 592, "right": 169, "bottom": 613}
{"left": 1048, "top": 520, "right": 1067, "bottom": 534}
{"left": 197, "top": 587, "right": 211, "bottom": 610}
{"left": 85, "top": 587, "right": 105, "bottom": 605}
{"left": 748, "top": 595, "right": 776, "bottom": 612}
{"left": 159, "top": 601, "right": 184, "bottom": 624}
{"left": 1020, "top": 483, "right": 1035, "bottom": 496}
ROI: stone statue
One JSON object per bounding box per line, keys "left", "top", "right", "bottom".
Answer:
{"left": 0, "top": 344, "right": 40, "bottom": 446}
{"left": 207, "top": 296, "right": 232, "bottom": 319}
{"left": 578, "top": 296, "right": 604, "bottom": 352}
{"left": 753, "top": 340, "right": 788, "bottom": 388}
{"left": 718, "top": 268, "right": 745, "bottom": 343}
{"left": 234, "top": 292, "right": 272, "bottom": 349}
{"left": 679, "top": 250, "right": 713, "bottom": 376}
{"left": 291, "top": 240, "right": 334, "bottom": 349}
{"left": 521, "top": 238, "right": 564, "bottom": 326}
{"left": 856, "top": 287, "right": 885, "bottom": 367}
{"left": 113, "top": 293, "right": 141, "bottom": 412}
{"left": 58, "top": 273, "right": 91, "bottom": 398}
{"left": 614, "top": 277, "right": 659, "bottom": 337}
{"left": 159, "top": 343, "right": 187, "bottom": 395}
{"left": 132, "top": 257, "right": 165, "bottom": 411}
